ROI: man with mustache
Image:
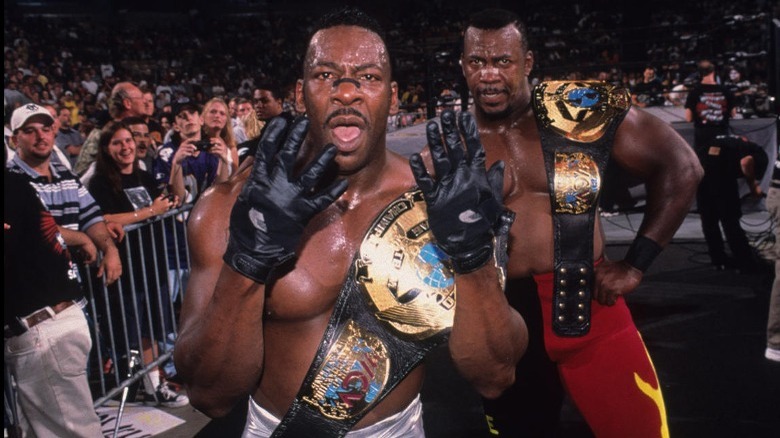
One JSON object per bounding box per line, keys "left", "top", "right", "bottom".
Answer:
{"left": 175, "top": 7, "right": 527, "bottom": 437}
{"left": 461, "top": 9, "right": 703, "bottom": 437}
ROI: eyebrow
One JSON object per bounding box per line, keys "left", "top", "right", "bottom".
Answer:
{"left": 312, "top": 61, "right": 384, "bottom": 72}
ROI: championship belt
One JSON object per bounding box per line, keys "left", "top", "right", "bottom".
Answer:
{"left": 531, "top": 81, "right": 630, "bottom": 337}
{"left": 271, "top": 190, "right": 456, "bottom": 437}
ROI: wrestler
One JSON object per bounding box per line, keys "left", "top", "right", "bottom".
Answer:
{"left": 174, "top": 7, "right": 527, "bottom": 437}
{"left": 461, "top": 9, "right": 703, "bottom": 437}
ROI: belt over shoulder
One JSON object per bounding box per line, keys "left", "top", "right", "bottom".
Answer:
{"left": 531, "top": 80, "right": 630, "bottom": 337}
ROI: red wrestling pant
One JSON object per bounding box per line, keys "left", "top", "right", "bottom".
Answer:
{"left": 534, "top": 266, "right": 669, "bottom": 438}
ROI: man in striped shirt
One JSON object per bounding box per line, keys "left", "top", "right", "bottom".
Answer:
{"left": 7, "top": 103, "right": 122, "bottom": 284}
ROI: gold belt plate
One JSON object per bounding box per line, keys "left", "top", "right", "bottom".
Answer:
{"left": 534, "top": 80, "right": 630, "bottom": 143}
{"left": 554, "top": 152, "right": 600, "bottom": 214}
{"left": 301, "top": 320, "right": 390, "bottom": 420}
{"left": 356, "top": 190, "right": 456, "bottom": 340}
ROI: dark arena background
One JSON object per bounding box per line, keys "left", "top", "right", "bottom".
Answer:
{"left": 4, "top": 1, "right": 780, "bottom": 437}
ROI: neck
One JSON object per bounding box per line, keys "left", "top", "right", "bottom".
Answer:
{"left": 20, "top": 153, "right": 52, "bottom": 177}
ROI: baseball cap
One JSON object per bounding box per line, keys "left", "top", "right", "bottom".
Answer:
{"left": 172, "top": 101, "right": 200, "bottom": 118}
{"left": 11, "top": 103, "right": 55, "bottom": 132}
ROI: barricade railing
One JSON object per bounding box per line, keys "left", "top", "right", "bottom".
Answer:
{"left": 84, "top": 204, "right": 193, "bottom": 408}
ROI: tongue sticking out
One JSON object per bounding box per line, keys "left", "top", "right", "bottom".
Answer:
{"left": 332, "top": 126, "right": 361, "bottom": 143}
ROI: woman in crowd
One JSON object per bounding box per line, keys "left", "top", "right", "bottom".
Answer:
{"left": 200, "top": 97, "right": 238, "bottom": 174}
{"left": 87, "top": 121, "right": 188, "bottom": 407}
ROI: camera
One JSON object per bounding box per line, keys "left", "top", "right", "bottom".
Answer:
{"left": 193, "top": 140, "right": 212, "bottom": 151}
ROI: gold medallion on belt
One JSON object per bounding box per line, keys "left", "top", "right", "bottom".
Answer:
{"left": 554, "top": 152, "right": 601, "bottom": 214}
{"left": 300, "top": 190, "right": 455, "bottom": 420}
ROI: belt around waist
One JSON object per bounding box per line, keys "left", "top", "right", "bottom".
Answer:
{"left": 4, "top": 299, "right": 81, "bottom": 338}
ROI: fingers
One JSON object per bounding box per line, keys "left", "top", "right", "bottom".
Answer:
{"left": 440, "top": 110, "right": 464, "bottom": 167}
{"left": 255, "top": 116, "right": 289, "bottom": 174}
{"left": 409, "top": 153, "right": 435, "bottom": 195}
{"left": 311, "top": 179, "right": 349, "bottom": 212}
{"left": 278, "top": 117, "right": 310, "bottom": 178}
{"left": 298, "top": 144, "right": 337, "bottom": 190}
{"left": 425, "top": 121, "right": 451, "bottom": 178}
{"left": 459, "top": 111, "right": 485, "bottom": 167}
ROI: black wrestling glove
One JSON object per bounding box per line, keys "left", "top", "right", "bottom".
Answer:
{"left": 409, "top": 110, "right": 514, "bottom": 274}
{"left": 223, "top": 117, "right": 348, "bottom": 283}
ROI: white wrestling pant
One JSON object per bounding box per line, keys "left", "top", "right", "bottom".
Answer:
{"left": 242, "top": 394, "right": 425, "bottom": 437}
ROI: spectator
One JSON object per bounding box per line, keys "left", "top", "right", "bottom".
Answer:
{"left": 5, "top": 164, "right": 103, "bottom": 437}
{"left": 7, "top": 102, "right": 123, "bottom": 291}
{"left": 86, "top": 121, "right": 187, "bottom": 407}
{"left": 74, "top": 82, "right": 146, "bottom": 176}
{"left": 631, "top": 65, "right": 665, "bottom": 107}
{"left": 54, "top": 106, "right": 83, "bottom": 168}
{"left": 200, "top": 97, "right": 239, "bottom": 175}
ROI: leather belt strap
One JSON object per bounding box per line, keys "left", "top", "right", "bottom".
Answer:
{"left": 532, "top": 80, "right": 630, "bottom": 337}
{"left": 4, "top": 300, "right": 79, "bottom": 338}
{"left": 272, "top": 190, "right": 455, "bottom": 437}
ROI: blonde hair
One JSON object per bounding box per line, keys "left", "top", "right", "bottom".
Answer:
{"left": 240, "top": 108, "right": 265, "bottom": 141}
{"left": 201, "top": 97, "right": 237, "bottom": 149}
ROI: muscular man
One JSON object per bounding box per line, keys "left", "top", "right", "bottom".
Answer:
{"left": 461, "top": 9, "right": 702, "bottom": 437}
{"left": 175, "top": 8, "right": 526, "bottom": 437}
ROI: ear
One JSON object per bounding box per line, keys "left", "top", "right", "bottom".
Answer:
{"left": 295, "top": 79, "right": 306, "bottom": 114}
{"left": 389, "top": 81, "right": 399, "bottom": 116}
{"left": 525, "top": 50, "right": 535, "bottom": 77}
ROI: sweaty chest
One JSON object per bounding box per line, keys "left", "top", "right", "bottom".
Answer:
{"left": 483, "top": 130, "right": 549, "bottom": 205}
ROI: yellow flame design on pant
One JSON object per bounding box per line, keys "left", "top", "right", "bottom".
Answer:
{"left": 634, "top": 343, "right": 669, "bottom": 438}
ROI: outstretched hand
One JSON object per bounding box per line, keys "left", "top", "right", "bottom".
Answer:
{"left": 409, "top": 110, "right": 512, "bottom": 273}
{"left": 223, "top": 116, "right": 348, "bottom": 283}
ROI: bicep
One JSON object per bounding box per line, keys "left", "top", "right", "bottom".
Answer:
{"left": 611, "top": 108, "right": 697, "bottom": 180}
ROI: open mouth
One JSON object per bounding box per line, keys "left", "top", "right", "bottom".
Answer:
{"left": 327, "top": 114, "right": 367, "bottom": 152}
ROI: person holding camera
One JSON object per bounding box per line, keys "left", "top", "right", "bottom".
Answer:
{"left": 153, "top": 101, "right": 232, "bottom": 207}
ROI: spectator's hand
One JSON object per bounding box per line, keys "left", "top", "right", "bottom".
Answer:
{"left": 105, "top": 220, "right": 125, "bottom": 243}
{"left": 593, "top": 260, "right": 643, "bottom": 306}
{"left": 97, "top": 247, "right": 123, "bottom": 285}
{"left": 409, "top": 110, "right": 513, "bottom": 274}
{"left": 207, "top": 136, "right": 230, "bottom": 163}
{"left": 72, "top": 239, "right": 98, "bottom": 265}
{"left": 223, "top": 117, "right": 348, "bottom": 283}
{"left": 173, "top": 140, "right": 198, "bottom": 165}
{"left": 151, "top": 193, "right": 176, "bottom": 216}
{"left": 4, "top": 223, "right": 9, "bottom": 231}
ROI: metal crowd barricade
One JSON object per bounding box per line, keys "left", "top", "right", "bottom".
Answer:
{"left": 85, "top": 204, "right": 193, "bottom": 408}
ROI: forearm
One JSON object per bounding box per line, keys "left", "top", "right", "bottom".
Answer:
{"left": 175, "top": 265, "right": 266, "bottom": 417}
{"left": 59, "top": 226, "right": 91, "bottom": 247}
{"left": 215, "top": 158, "right": 231, "bottom": 183}
{"left": 448, "top": 263, "right": 527, "bottom": 399}
{"left": 84, "top": 221, "right": 119, "bottom": 254}
{"left": 104, "top": 206, "right": 159, "bottom": 226}
{"left": 168, "top": 165, "right": 188, "bottom": 202}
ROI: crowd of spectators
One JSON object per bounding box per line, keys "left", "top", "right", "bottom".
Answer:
{"left": 4, "top": 0, "right": 778, "bottom": 135}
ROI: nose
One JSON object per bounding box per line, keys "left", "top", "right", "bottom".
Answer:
{"left": 479, "top": 66, "right": 501, "bottom": 83}
{"left": 332, "top": 77, "right": 362, "bottom": 106}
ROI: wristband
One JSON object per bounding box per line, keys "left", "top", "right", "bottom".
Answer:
{"left": 624, "top": 235, "right": 662, "bottom": 272}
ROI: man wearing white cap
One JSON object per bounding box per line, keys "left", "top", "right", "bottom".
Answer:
{"left": 7, "top": 103, "right": 123, "bottom": 281}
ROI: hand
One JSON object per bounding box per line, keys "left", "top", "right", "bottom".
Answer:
{"left": 97, "top": 246, "right": 123, "bottom": 285}
{"left": 105, "top": 220, "right": 125, "bottom": 243}
{"left": 409, "top": 110, "right": 512, "bottom": 274}
{"left": 72, "top": 239, "right": 98, "bottom": 265}
{"left": 223, "top": 117, "right": 348, "bottom": 283}
{"left": 593, "top": 260, "right": 643, "bottom": 306}
{"left": 151, "top": 193, "right": 175, "bottom": 216}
